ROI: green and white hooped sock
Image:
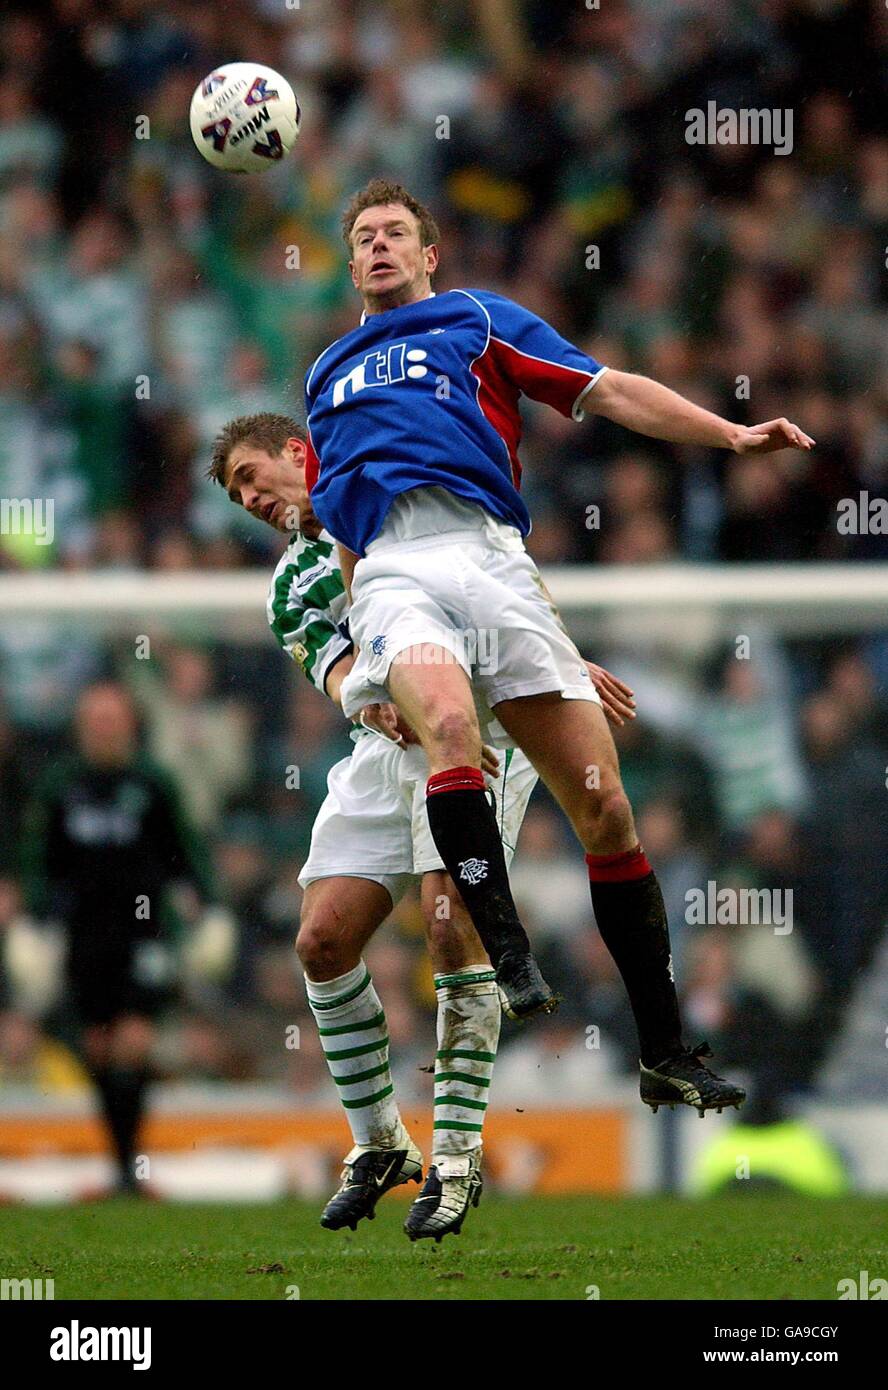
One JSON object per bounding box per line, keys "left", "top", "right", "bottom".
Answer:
{"left": 433, "top": 964, "right": 501, "bottom": 1158}
{"left": 305, "top": 961, "right": 404, "bottom": 1150}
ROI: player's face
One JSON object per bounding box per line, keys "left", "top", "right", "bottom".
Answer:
{"left": 349, "top": 202, "right": 438, "bottom": 310}
{"left": 225, "top": 437, "right": 320, "bottom": 536}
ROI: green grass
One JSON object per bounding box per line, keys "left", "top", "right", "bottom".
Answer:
{"left": 2, "top": 1195, "right": 886, "bottom": 1300}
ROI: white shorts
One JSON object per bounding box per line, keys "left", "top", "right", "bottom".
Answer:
{"left": 298, "top": 731, "right": 537, "bottom": 904}
{"left": 339, "top": 494, "right": 601, "bottom": 724}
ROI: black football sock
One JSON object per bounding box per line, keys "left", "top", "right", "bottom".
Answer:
{"left": 587, "top": 844, "right": 684, "bottom": 1068}
{"left": 94, "top": 1066, "right": 150, "bottom": 1189}
{"left": 426, "top": 766, "right": 531, "bottom": 969}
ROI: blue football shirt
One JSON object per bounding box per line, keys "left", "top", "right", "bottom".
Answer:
{"left": 304, "top": 288, "right": 607, "bottom": 555}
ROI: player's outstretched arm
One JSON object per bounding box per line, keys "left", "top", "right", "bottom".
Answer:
{"left": 588, "top": 369, "right": 815, "bottom": 455}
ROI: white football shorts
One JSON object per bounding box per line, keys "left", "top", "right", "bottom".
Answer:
{"left": 338, "top": 489, "right": 601, "bottom": 724}
{"left": 298, "top": 730, "right": 537, "bottom": 904}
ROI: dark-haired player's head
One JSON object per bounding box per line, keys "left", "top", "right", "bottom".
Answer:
{"left": 208, "top": 413, "right": 320, "bottom": 537}
{"left": 341, "top": 178, "right": 439, "bottom": 313}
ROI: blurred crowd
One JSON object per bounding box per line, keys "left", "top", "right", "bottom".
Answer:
{"left": 1, "top": 626, "right": 887, "bottom": 1112}
{"left": 0, "top": 0, "right": 885, "bottom": 569}
{"left": 0, "top": 0, "right": 887, "bottom": 1109}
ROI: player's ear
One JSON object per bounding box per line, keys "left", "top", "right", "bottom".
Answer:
{"left": 286, "top": 435, "right": 307, "bottom": 466}
{"left": 348, "top": 257, "right": 360, "bottom": 289}
{"left": 424, "top": 243, "right": 439, "bottom": 277}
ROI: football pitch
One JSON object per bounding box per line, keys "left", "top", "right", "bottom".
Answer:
{"left": 3, "top": 1194, "right": 886, "bottom": 1301}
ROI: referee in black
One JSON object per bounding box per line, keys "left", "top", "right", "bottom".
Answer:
{"left": 21, "top": 681, "right": 213, "bottom": 1195}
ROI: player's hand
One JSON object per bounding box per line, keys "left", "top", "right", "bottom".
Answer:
{"left": 391, "top": 709, "right": 419, "bottom": 744}
{"left": 586, "top": 662, "right": 636, "bottom": 727}
{"left": 481, "top": 744, "right": 500, "bottom": 778}
{"left": 358, "top": 702, "right": 418, "bottom": 746}
{"left": 730, "top": 419, "right": 815, "bottom": 455}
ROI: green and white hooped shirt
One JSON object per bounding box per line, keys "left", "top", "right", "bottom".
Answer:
{"left": 266, "top": 528, "right": 355, "bottom": 700}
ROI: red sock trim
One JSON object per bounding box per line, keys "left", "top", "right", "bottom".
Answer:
{"left": 586, "top": 844, "right": 652, "bottom": 882}
{"left": 427, "top": 765, "right": 485, "bottom": 796}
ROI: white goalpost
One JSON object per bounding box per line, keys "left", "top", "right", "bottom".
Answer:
{"left": 2, "top": 563, "right": 887, "bottom": 636}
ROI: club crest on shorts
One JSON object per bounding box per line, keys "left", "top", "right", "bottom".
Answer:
{"left": 458, "top": 857, "right": 489, "bottom": 885}
{"left": 370, "top": 634, "right": 387, "bottom": 656}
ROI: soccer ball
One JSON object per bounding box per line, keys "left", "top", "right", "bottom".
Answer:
{"left": 189, "top": 63, "right": 301, "bottom": 173}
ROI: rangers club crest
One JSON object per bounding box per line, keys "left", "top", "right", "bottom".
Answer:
{"left": 458, "top": 858, "right": 489, "bottom": 886}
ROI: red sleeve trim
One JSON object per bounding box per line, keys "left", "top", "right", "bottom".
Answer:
{"left": 305, "top": 428, "right": 320, "bottom": 494}
{"left": 489, "top": 335, "right": 597, "bottom": 419}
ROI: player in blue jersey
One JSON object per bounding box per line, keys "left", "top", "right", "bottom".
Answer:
{"left": 303, "top": 178, "right": 814, "bottom": 1115}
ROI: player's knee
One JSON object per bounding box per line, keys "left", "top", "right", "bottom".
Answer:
{"left": 295, "top": 916, "right": 348, "bottom": 980}
{"left": 426, "top": 705, "right": 479, "bottom": 766}
{"left": 577, "top": 785, "right": 635, "bottom": 849}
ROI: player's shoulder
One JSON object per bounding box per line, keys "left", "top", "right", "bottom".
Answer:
{"left": 270, "top": 529, "right": 307, "bottom": 577}
{"left": 452, "top": 288, "right": 535, "bottom": 336}
{"left": 267, "top": 530, "right": 340, "bottom": 616}
{"left": 454, "top": 287, "right": 520, "bottom": 316}
{"left": 305, "top": 324, "right": 362, "bottom": 397}
{"left": 270, "top": 530, "right": 336, "bottom": 581}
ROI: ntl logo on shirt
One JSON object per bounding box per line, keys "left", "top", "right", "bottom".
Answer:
{"left": 332, "top": 343, "right": 429, "bottom": 406}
